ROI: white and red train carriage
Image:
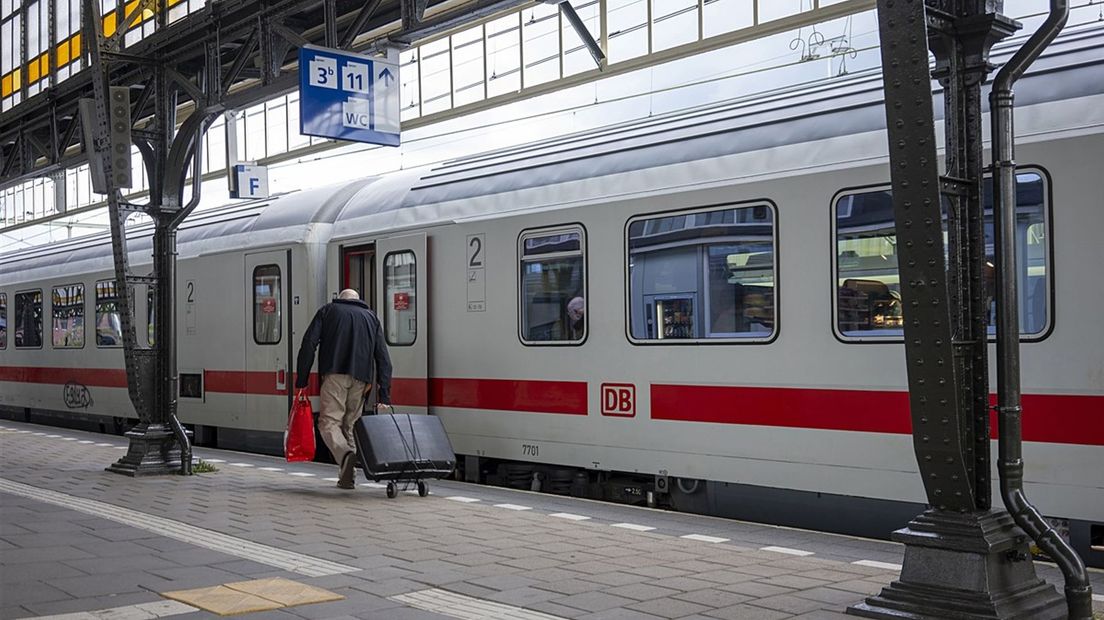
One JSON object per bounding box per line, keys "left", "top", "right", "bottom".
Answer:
{"left": 2, "top": 23, "right": 1102, "bottom": 565}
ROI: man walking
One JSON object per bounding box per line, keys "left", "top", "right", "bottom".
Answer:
{"left": 295, "top": 289, "right": 392, "bottom": 489}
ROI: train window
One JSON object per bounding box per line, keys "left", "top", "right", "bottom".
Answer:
{"left": 14, "top": 290, "right": 43, "bottom": 348}
{"left": 95, "top": 280, "right": 123, "bottom": 347}
{"left": 383, "top": 251, "right": 416, "bottom": 346}
{"left": 0, "top": 293, "right": 6, "bottom": 349}
{"left": 834, "top": 171, "right": 1050, "bottom": 340}
{"left": 627, "top": 204, "right": 776, "bottom": 343}
{"left": 253, "top": 265, "right": 282, "bottom": 345}
{"left": 52, "top": 284, "right": 86, "bottom": 349}
{"left": 519, "top": 226, "right": 586, "bottom": 344}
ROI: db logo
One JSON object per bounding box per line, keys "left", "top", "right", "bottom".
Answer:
{"left": 601, "top": 383, "right": 636, "bottom": 417}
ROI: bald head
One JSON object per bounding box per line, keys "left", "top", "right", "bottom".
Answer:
{"left": 338, "top": 289, "right": 360, "bottom": 300}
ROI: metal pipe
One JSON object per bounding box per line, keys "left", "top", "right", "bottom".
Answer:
{"left": 989, "top": 2, "right": 1092, "bottom": 618}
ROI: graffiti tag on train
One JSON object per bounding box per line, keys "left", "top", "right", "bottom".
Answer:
{"left": 63, "top": 381, "right": 94, "bottom": 409}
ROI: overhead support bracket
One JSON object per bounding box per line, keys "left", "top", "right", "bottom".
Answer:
{"left": 549, "top": 0, "right": 605, "bottom": 67}
{"left": 165, "top": 67, "right": 206, "bottom": 108}
{"left": 401, "top": 0, "right": 430, "bottom": 30}
{"left": 108, "top": 0, "right": 158, "bottom": 50}
{"left": 324, "top": 0, "right": 338, "bottom": 46}
{"left": 271, "top": 22, "right": 312, "bottom": 49}
{"left": 339, "top": 0, "right": 384, "bottom": 48}
{"left": 223, "top": 30, "right": 260, "bottom": 92}
{"left": 390, "top": 0, "right": 531, "bottom": 44}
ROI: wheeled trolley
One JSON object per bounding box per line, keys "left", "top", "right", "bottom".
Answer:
{"left": 352, "top": 409, "right": 456, "bottom": 498}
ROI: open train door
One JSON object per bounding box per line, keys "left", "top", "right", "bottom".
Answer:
{"left": 375, "top": 233, "right": 429, "bottom": 414}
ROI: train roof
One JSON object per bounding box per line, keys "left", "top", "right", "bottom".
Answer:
{"left": 3, "top": 22, "right": 1103, "bottom": 281}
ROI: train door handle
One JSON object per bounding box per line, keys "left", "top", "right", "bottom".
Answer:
{"left": 276, "top": 368, "right": 287, "bottom": 391}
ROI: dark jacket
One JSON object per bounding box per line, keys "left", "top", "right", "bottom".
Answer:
{"left": 294, "top": 299, "right": 393, "bottom": 403}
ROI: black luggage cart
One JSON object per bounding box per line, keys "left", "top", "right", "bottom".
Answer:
{"left": 352, "top": 407, "right": 456, "bottom": 498}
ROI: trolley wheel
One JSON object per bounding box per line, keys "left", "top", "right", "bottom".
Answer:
{"left": 417, "top": 481, "right": 428, "bottom": 497}
{"left": 386, "top": 482, "right": 397, "bottom": 498}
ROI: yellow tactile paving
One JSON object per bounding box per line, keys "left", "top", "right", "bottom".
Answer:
{"left": 161, "top": 585, "right": 284, "bottom": 616}
{"left": 161, "top": 577, "right": 344, "bottom": 615}
{"left": 225, "top": 577, "right": 346, "bottom": 606}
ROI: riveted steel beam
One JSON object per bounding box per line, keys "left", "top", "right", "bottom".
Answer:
{"left": 849, "top": 1, "right": 1069, "bottom": 616}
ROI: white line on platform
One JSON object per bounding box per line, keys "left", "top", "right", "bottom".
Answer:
{"left": 494, "top": 504, "right": 532, "bottom": 511}
{"left": 114, "top": 446, "right": 126, "bottom": 450}
{"left": 94, "top": 443, "right": 113, "bottom": 447}
{"left": 46, "top": 434, "right": 61, "bottom": 438}
{"left": 323, "top": 477, "right": 339, "bottom": 482}
{"left": 549, "top": 513, "right": 590, "bottom": 521}
{"left": 852, "top": 560, "right": 902, "bottom": 571}
{"left": 17, "top": 430, "right": 31, "bottom": 433}
{"left": 761, "top": 546, "right": 814, "bottom": 556}
{"left": 392, "top": 588, "right": 566, "bottom": 620}
{"left": 203, "top": 459, "right": 226, "bottom": 463}
{"left": 681, "top": 534, "right": 729, "bottom": 543}
{"left": 611, "top": 523, "right": 656, "bottom": 532}
{"left": 229, "top": 463, "right": 254, "bottom": 467}
{"left": 446, "top": 496, "right": 481, "bottom": 503}
{"left": 61, "top": 437, "right": 77, "bottom": 441}
{"left": 19, "top": 599, "right": 200, "bottom": 620}
{"left": 0, "top": 478, "right": 359, "bottom": 577}
{"left": 32, "top": 432, "right": 46, "bottom": 436}
{"left": 288, "top": 472, "right": 315, "bottom": 477}
{"left": 258, "top": 467, "right": 283, "bottom": 472}
{"left": 1089, "top": 593, "right": 1103, "bottom": 603}
{"left": 78, "top": 440, "right": 94, "bottom": 444}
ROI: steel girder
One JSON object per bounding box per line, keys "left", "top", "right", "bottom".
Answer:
{"left": 0, "top": 0, "right": 535, "bottom": 190}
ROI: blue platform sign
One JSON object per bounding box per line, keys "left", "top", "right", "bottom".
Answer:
{"left": 298, "top": 45, "right": 401, "bottom": 146}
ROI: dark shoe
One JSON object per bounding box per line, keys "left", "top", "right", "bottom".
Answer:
{"left": 337, "top": 452, "right": 356, "bottom": 489}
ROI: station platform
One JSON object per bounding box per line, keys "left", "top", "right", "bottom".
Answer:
{"left": 2, "top": 420, "right": 1101, "bottom": 620}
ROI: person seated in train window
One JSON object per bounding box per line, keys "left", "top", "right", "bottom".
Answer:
{"left": 566, "top": 296, "right": 585, "bottom": 340}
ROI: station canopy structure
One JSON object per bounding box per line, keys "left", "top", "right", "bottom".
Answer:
{"left": 2, "top": 0, "right": 1101, "bottom": 241}
{"left": 0, "top": 0, "right": 894, "bottom": 237}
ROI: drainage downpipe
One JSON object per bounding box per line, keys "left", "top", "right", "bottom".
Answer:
{"left": 990, "top": 2, "right": 1092, "bottom": 618}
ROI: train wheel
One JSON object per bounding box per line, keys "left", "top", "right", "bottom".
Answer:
{"left": 386, "top": 482, "right": 397, "bottom": 498}
{"left": 417, "top": 481, "right": 428, "bottom": 497}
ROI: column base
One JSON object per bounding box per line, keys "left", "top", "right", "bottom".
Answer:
{"left": 847, "top": 509, "right": 1066, "bottom": 620}
{"left": 106, "top": 423, "right": 186, "bottom": 476}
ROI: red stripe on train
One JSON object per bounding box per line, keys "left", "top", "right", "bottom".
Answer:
{"left": 430, "top": 378, "right": 588, "bottom": 415}
{"left": 650, "top": 384, "right": 1104, "bottom": 446}
{"left": 0, "top": 366, "right": 128, "bottom": 388}
{"left": 0, "top": 366, "right": 585, "bottom": 415}
{"left": 3, "top": 366, "right": 1099, "bottom": 443}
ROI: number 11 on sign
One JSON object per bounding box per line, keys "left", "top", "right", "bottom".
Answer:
{"left": 342, "top": 62, "right": 371, "bottom": 94}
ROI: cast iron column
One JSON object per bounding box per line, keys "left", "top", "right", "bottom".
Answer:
{"left": 848, "top": 1, "right": 1066, "bottom": 617}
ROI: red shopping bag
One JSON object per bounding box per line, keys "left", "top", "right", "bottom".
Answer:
{"left": 285, "top": 389, "right": 316, "bottom": 462}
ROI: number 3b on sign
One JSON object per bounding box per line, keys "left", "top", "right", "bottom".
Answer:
{"left": 309, "top": 56, "right": 338, "bottom": 89}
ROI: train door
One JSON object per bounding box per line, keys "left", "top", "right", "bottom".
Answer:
{"left": 343, "top": 245, "right": 375, "bottom": 307}
{"left": 244, "top": 250, "right": 291, "bottom": 426}
{"left": 376, "top": 233, "right": 429, "bottom": 414}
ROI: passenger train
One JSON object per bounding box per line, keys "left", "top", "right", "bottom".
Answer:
{"left": 2, "top": 23, "right": 1102, "bottom": 565}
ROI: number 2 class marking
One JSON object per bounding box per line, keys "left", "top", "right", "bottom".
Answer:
{"left": 469, "top": 236, "right": 483, "bottom": 267}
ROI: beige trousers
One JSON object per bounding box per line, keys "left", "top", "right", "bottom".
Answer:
{"left": 318, "top": 373, "right": 367, "bottom": 464}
